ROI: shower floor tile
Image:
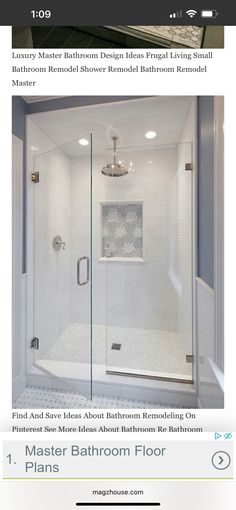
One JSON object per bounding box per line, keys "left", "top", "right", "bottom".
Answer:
{"left": 43, "top": 323, "right": 192, "bottom": 379}
{"left": 13, "top": 386, "right": 186, "bottom": 409}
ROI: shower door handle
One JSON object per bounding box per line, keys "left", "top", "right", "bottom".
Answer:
{"left": 77, "top": 256, "right": 89, "bottom": 286}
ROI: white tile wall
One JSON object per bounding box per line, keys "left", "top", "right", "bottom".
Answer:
{"left": 70, "top": 154, "right": 91, "bottom": 325}
{"left": 169, "top": 101, "right": 194, "bottom": 357}
{"left": 169, "top": 142, "right": 192, "bottom": 356}
{"left": 71, "top": 148, "right": 179, "bottom": 331}
{"left": 33, "top": 148, "right": 71, "bottom": 357}
{"left": 26, "top": 118, "right": 58, "bottom": 374}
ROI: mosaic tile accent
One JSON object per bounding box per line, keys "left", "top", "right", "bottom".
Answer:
{"left": 13, "top": 386, "right": 190, "bottom": 409}
{"left": 128, "top": 26, "right": 204, "bottom": 49}
{"left": 101, "top": 202, "right": 143, "bottom": 258}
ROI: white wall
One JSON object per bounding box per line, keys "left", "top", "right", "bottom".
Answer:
{"left": 176, "top": 143, "right": 192, "bottom": 357}
{"left": 34, "top": 149, "right": 71, "bottom": 354}
{"left": 33, "top": 149, "right": 72, "bottom": 356}
{"left": 71, "top": 147, "right": 179, "bottom": 331}
{"left": 70, "top": 152, "right": 91, "bottom": 324}
{"left": 27, "top": 119, "right": 71, "bottom": 361}
{"left": 168, "top": 101, "right": 195, "bottom": 360}
{"left": 196, "top": 278, "right": 224, "bottom": 408}
{"left": 196, "top": 97, "right": 224, "bottom": 408}
{"left": 169, "top": 144, "right": 192, "bottom": 356}
{"left": 12, "top": 135, "right": 26, "bottom": 399}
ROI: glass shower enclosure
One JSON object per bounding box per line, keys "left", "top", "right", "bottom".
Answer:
{"left": 32, "top": 135, "right": 93, "bottom": 399}
{"left": 100, "top": 142, "right": 193, "bottom": 382}
{"left": 30, "top": 133, "right": 193, "bottom": 400}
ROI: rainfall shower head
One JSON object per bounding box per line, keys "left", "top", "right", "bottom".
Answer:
{"left": 101, "top": 136, "right": 128, "bottom": 177}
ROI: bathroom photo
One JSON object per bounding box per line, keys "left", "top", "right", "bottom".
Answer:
{"left": 12, "top": 95, "right": 224, "bottom": 409}
{"left": 12, "top": 25, "right": 224, "bottom": 49}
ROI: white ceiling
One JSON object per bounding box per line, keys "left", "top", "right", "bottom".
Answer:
{"left": 23, "top": 96, "right": 65, "bottom": 103}
{"left": 30, "top": 96, "right": 193, "bottom": 157}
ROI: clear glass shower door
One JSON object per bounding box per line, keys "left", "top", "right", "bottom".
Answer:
{"left": 32, "top": 135, "right": 93, "bottom": 400}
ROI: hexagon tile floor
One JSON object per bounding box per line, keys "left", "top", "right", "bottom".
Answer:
{"left": 12, "top": 386, "right": 188, "bottom": 409}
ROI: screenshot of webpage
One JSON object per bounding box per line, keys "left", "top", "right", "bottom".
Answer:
{"left": 0, "top": 1, "right": 235, "bottom": 507}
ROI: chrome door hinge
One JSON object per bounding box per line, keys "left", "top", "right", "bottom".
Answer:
{"left": 185, "top": 163, "right": 193, "bottom": 171}
{"left": 31, "top": 337, "right": 39, "bottom": 350}
{"left": 31, "top": 171, "right": 39, "bottom": 183}
{"left": 186, "top": 354, "right": 193, "bottom": 363}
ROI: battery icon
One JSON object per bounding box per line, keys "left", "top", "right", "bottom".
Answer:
{"left": 201, "top": 9, "right": 218, "bottom": 18}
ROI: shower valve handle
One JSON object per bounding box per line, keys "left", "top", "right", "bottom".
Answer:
{"left": 52, "top": 235, "right": 66, "bottom": 251}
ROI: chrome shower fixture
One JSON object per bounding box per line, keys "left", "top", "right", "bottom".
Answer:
{"left": 52, "top": 235, "right": 66, "bottom": 251}
{"left": 101, "top": 136, "right": 128, "bottom": 177}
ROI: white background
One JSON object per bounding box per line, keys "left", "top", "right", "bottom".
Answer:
{"left": 0, "top": 25, "right": 236, "bottom": 484}
{"left": 1, "top": 480, "right": 236, "bottom": 508}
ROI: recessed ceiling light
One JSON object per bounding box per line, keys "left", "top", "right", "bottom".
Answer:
{"left": 145, "top": 131, "right": 157, "bottom": 139}
{"left": 78, "top": 138, "right": 89, "bottom": 146}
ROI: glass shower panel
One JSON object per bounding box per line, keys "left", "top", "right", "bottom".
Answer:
{"left": 32, "top": 135, "right": 93, "bottom": 399}
{"left": 104, "top": 143, "right": 193, "bottom": 382}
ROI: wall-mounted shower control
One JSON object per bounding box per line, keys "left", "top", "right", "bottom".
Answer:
{"left": 52, "top": 235, "right": 66, "bottom": 251}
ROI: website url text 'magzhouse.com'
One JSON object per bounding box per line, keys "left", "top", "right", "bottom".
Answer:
{"left": 92, "top": 489, "right": 144, "bottom": 496}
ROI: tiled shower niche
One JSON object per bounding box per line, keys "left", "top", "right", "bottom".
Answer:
{"left": 100, "top": 201, "right": 143, "bottom": 260}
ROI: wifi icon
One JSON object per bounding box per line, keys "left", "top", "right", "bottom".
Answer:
{"left": 186, "top": 9, "right": 197, "bottom": 18}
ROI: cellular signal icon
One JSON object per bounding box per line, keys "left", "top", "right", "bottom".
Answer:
{"left": 186, "top": 9, "right": 197, "bottom": 18}
{"left": 169, "top": 10, "right": 183, "bottom": 18}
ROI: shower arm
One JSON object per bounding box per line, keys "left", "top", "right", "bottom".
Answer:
{"left": 112, "top": 136, "right": 117, "bottom": 165}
